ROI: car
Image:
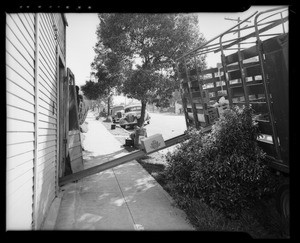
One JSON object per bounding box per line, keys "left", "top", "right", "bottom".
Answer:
{"left": 119, "top": 104, "right": 150, "bottom": 129}
{"left": 111, "top": 105, "right": 125, "bottom": 123}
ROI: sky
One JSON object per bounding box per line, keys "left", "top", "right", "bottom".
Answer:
{"left": 65, "top": 5, "right": 287, "bottom": 104}
{"left": 66, "top": 13, "right": 99, "bottom": 87}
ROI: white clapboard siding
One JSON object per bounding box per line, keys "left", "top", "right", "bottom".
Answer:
{"left": 39, "top": 113, "right": 57, "bottom": 124}
{"left": 38, "top": 46, "right": 56, "bottom": 82}
{"left": 7, "top": 159, "right": 33, "bottom": 184}
{"left": 6, "top": 62, "right": 35, "bottom": 232}
{"left": 37, "top": 150, "right": 56, "bottom": 166}
{"left": 39, "top": 104, "right": 57, "bottom": 118}
{"left": 18, "top": 13, "right": 35, "bottom": 42}
{"left": 6, "top": 150, "right": 34, "bottom": 171}
{"left": 7, "top": 12, "right": 67, "bottom": 230}
{"left": 6, "top": 14, "right": 35, "bottom": 60}
{"left": 38, "top": 76, "right": 57, "bottom": 101}
{"left": 6, "top": 178, "right": 33, "bottom": 230}
{"left": 44, "top": 14, "right": 56, "bottom": 49}
{"left": 40, "top": 14, "right": 56, "bottom": 53}
{"left": 8, "top": 14, "right": 35, "bottom": 52}
{"left": 7, "top": 118, "right": 35, "bottom": 132}
{"left": 39, "top": 140, "right": 56, "bottom": 151}
{"left": 6, "top": 92, "right": 35, "bottom": 113}
{"left": 38, "top": 89, "right": 57, "bottom": 109}
{"left": 6, "top": 38, "right": 34, "bottom": 71}
{"left": 33, "top": 13, "right": 60, "bottom": 228}
{"left": 38, "top": 31, "right": 56, "bottom": 68}
{"left": 38, "top": 134, "right": 56, "bottom": 143}
{"left": 25, "top": 13, "right": 35, "bottom": 27}
{"left": 38, "top": 160, "right": 55, "bottom": 180}
{"left": 53, "top": 13, "right": 66, "bottom": 58}
{"left": 37, "top": 144, "right": 56, "bottom": 159}
{"left": 39, "top": 128, "right": 57, "bottom": 136}
{"left": 6, "top": 52, "right": 35, "bottom": 86}
{"left": 7, "top": 105, "right": 35, "bottom": 123}
{"left": 6, "top": 65, "right": 35, "bottom": 94}
{"left": 7, "top": 131, "right": 35, "bottom": 145}
{"left": 6, "top": 79, "right": 35, "bottom": 105}
{"left": 7, "top": 141, "right": 35, "bottom": 158}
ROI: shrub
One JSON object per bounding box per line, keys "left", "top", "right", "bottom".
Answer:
{"left": 165, "top": 105, "right": 279, "bottom": 218}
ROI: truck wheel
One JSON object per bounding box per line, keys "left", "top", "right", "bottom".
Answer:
{"left": 276, "top": 183, "right": 289, "bottom": 235}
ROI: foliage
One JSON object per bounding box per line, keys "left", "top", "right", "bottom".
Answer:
{"left": 164, "top": 106, "right": 279, "bottom": 218}
{"left": 88, "top": 40, "right": 126, "bottom": 116}
{"left": 80, "top": 80, "right": 101, "bottom": 100}
{"left": 96, "top": 13, "right": 206, "bottom": 126}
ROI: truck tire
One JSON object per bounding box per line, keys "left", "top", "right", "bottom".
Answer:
{"left": 276, "top": 183, "right": 289, "bottom": 235}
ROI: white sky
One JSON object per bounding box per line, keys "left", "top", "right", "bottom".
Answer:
{"left": 66, "top": 13, "right": 99, "bottom": 87}
{"left": 65, "top": 5, "right": 286, "bottom": 104}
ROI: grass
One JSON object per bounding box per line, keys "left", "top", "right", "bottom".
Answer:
{"left": 137, "top": 157, "right": 288, "bottom": 239}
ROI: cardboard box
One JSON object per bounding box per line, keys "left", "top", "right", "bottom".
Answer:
{"left": 140, "top": 134, "right": 165, "bottom": 153}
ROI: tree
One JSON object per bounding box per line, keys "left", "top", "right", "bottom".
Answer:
{"left": 96, "top": 13, "right": 206, "bottom": 126}
{"left": 91, "top": 38, "right": 132, "bottom": 115}
{"left": 80, "top": 80, "right": 101, "bottom": 100}
{"left": 88, "top": 41, "right": 127, "bottom": 117}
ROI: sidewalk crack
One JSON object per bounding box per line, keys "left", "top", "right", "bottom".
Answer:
{"left": 112, "top": 167, "right": 143, "bottom": 230}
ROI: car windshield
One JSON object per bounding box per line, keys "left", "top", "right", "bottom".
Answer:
{"left": 125, "top": 106, "right": 141, "bottom": 113}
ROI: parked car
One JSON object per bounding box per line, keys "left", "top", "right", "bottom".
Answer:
{"left": 111, "top": 105, "right": 125, "bottom": 123}
{"left": 119, "top": 104, "right": 150, "bottom": 129}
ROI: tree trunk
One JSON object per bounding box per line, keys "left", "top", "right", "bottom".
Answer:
{"left": 107, "top": 95, "right": 111, "bottom": 118}
{"left": 138, "top": 100, "right": 147, "bottom": 127}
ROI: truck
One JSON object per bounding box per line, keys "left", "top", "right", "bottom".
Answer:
{"left": 176, "top": 6, "right": 289, "bottom": 229}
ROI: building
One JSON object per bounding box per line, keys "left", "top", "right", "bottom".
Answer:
{"left": 6, "top": 13, "right": 82, "bottom": 230}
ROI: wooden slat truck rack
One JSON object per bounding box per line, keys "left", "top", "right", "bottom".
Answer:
{"left": 176, "top": 6, "right": 289, "bottom": 228}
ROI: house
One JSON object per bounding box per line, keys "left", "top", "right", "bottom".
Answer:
{"left": 6, "top": 13, "right": 83, "bottom": 230}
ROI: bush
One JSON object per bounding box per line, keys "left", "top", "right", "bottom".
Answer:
{"left": 165, "top": 106, "right": 279, "bottom": 218}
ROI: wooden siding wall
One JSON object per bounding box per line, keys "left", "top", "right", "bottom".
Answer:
{"left": 53, "top": 13, "right": 66, "bottom": 59}
{"left": 6, "top": 13, "right": 36, "bottom": 230}
{"left": 35, "top": 13, "right": 58, "bottom": 228}
{"left": 6, "top": 13, "right": 66, "bottom": 229}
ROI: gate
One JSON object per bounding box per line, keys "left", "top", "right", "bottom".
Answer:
{"left": 67, "top": 68, "right": 84, "bottom": 173}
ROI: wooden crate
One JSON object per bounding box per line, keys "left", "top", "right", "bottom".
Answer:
{"left": 207, "top": 107, "right": 219, "bottom": 123}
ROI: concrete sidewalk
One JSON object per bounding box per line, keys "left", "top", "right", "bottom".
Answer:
{"left": 52, "top": 111, "right": 194, "bottom": 230}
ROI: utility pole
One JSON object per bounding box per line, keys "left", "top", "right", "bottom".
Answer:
{"left": 224, "top": 17, "right": 251, "bottom": 51}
